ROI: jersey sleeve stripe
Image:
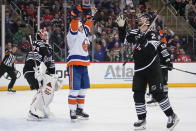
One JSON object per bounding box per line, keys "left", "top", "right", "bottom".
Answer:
{"left": 84, "top": 20, "right": 92, "bottom": 33}
{"left": 67, "top": 61, "right": 90, "bottom": 67}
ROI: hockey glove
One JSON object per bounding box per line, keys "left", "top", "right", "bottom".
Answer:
{"left": 86, "top": 6, "right": 97, "bottom": 19}
{"left": 71, "top": 5, "right": 82, "bottom": 18}
{"left": 116, "top": 15, "right": 126, "bottom": 27}
{"left": 167, "top": 62, "right": 173, "bottom": 71}
{"left": 34, "top": 67, "right": 43, "bottom": 82}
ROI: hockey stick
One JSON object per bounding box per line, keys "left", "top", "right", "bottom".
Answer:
{"left": 3, "top": 70, "right": 21, "bottom": 80}
{"left": 29, "top": 35, "right": 46, "bottom": 107}
{"left": 161, "top": 65, "right": 196, "bottom": 75}
{"left": 122, "top": 0, "right": 174, "bottom": 66}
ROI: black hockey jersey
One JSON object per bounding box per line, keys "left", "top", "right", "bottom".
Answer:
{"left": 23, "top": 40, "right": 55, "bottom": 76}
{"left": 157, "top": 42, "right": 171, "bottom": 68}
{"left": 122, "top": 29, "right": 160, "bottom": 72}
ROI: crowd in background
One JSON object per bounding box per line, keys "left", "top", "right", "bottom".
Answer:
{"left": 0, "top": 0, "right": 195, "bottom": 63}
{"left": 172, "top": 0, "right": 196, "bottom": 29}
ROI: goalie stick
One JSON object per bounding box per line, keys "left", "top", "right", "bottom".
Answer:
{"left": 122, "top": 0, "right": 174, "bottom": 66}
{"left": 29, "top": 35, "right": 46, "bottom": 107}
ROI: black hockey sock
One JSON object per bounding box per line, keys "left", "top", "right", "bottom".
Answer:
{"left": 135, "top": 103, "right": 146, "bottom": 120}
{"left": 158, "top": 97, "right": 174, "bottom": 116}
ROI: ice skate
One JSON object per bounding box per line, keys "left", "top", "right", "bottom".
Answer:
{"left": 76, "top": 108, "right": 89, "bottom": 120}
{"left": 27, "top": 110, "right": 41, "bottom": 121}
{"left": 8, "top": 88, "right": 16, "bottom": 93}
{"left": 70, "top": 110, "right": 77, "bottom": 122}
{"left": 167, "top": 113, "right": 180, "bottom": 131}
{"left": 134, "top": 119, "right": 146, "bottom": 130}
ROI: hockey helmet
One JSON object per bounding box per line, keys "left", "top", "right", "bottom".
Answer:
{"left": 36, "top": 28, "right": 49, "bottom": 42}
{"left": 138, "top": 13, "right": 152, "bottom": 26}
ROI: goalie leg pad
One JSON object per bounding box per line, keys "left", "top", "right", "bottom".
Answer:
{"left": 29, "top": 90, "right": 46, "bottom": 118}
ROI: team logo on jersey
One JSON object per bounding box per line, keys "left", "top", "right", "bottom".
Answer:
{"left": 82, "top": 38, "right": 89, "bottom": 52}
{"left": 47, "top": 82, "right": 52, "bottom": 88}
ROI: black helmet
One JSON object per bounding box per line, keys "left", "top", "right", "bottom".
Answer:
{"left": 138, "top": 13, "right": 152, "bottom": 24}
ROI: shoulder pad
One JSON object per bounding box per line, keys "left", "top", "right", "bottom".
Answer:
{"left": 127, "top": 29, "right": 139, "bottom": 35}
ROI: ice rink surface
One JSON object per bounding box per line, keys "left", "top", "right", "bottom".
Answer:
{"left": 0, "top": 88, "right": 196, "bottom": 131}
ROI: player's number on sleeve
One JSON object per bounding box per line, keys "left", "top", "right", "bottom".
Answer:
{"left": 151, "top": 33, "right": 156, "bottom": 40}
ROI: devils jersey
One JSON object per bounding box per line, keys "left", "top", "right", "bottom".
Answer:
{"left": 23, "top": 40, "right": 55, "bottom": 76}
{"left": 122, "top": 29, "right": 160, "bottom": 72}
{"left": 157, "top": 42, "right": 171, "bottom": 68}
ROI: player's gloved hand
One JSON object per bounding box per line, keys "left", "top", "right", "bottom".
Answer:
{"left": 71, "top": 5, "right": 82, "bottom": 18}
{"left": 55, "top": 79, "right": 63, "bottom": 91}
{"left": 167, "top": 62, "right": 173, "bottom": 71}
{"left": 86, "top": 6, "right": 97, "bottom": 19}
{"left": 116, "top": 15, "right": 126, "bottom": 27}
{"left": 34, "top": 67, "right": 43, "bottom": 82}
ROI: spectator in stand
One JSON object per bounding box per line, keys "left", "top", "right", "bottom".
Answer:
{"left": 155, "top": 15, "right": 163, "bottom": 29}
{"left": 5, "top": 11, "right": 12, "bottom": 30}
{"left": 93, "top": 42, "right": 106, "bottom": 62}
{"left": 26, "top": 3, "right": 37, "bottom": 19}
{"left": 107, "top": 35, "right": 115, "bottom": 50}
{"left": 14, "top": 27, "right": 26, "bottom": 45}
{"left": 18, "top": 36, "right": 31, "bottom": 53}
{"left": 185, "top": 0, "right": 195, "bottom": 22}
{"left": 49, "top": 26, "right": 65, "bottom": 53}
{"left": 42, "top": 9, "right": 53, "bottom": 24}
{"left": 177, "top": 48, "right": 191, "bottom": 62}
{"left": 112, "top": 42, "right": 122, "bottom": 62}
{"left": 170, "top": 46, "right": 178, "bottom": 62}
{"left": 51, "top": 13, "right": 63, "bottom": 28}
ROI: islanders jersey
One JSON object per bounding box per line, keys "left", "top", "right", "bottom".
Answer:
{"left": 66, "top": 19, "right": 92, "bottom": 67}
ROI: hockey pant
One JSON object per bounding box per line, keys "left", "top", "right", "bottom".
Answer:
{"left": 29, "top": 74, "right": 62, "bottom": 118}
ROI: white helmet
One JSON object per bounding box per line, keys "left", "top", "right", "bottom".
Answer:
{"left": 36, "top": 28, "right": 49, "bottom": 42}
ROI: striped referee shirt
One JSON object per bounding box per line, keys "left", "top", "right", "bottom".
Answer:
{"left": 2, "top": 50, "right": 16, "bottom": 68}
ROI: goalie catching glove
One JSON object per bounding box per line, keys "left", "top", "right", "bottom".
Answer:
{"left": 116, "top": 15, "right": 126, "bottom": 27}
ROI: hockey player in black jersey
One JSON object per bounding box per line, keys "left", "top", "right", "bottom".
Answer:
{"left": 116, "top": 14, "right": 179, "bottom": 130}
{"left": 147, "top": 41, "right": 173, "bottom": 105}
{"left": 23, "top": 28, "right": 55, "bottom": 90}
{"left": 23, "top": 28, "right": 62, "bottom": 120}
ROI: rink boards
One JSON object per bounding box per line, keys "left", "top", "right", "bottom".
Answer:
{"left": 0, "top": 63, "right": 196, "bottom": 91}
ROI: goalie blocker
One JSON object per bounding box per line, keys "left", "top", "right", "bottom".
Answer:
{"left": 27, "top": 62, "right": 63, "bottom": 120}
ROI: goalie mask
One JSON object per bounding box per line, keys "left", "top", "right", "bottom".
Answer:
{"left": 36, "top": 28, "right": 49, "bottom": 43}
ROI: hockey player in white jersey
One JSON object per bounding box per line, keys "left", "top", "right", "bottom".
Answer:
{"left": 66, "top": 5, "right": 97, "bottom": 121}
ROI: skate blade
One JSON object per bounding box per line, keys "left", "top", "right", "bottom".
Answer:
{"left": 71, "top": 119, "right": 78, "bottom": 122}
{"left": 27, "top": 115, "right": 41, "bottom": 121}
{"left": 77, "top": 116, "right": 89, "bottom": 120}
{"left": 134, "top": 125, "right": 146, "bottom": 130}
{"left": 168, "top": 117, "right": 180, "bottom": 131}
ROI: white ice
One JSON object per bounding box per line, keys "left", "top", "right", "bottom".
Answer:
{"left": 0, "top": 88, "right": 196, "bottom": 131}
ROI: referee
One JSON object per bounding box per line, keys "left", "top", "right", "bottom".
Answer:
{"left": 0, "top": 45, "right": 18, "bottom": 92}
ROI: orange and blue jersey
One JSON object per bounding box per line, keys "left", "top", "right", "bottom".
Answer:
{"left": 66, "top": 18, "right": 92, "bottom": 67}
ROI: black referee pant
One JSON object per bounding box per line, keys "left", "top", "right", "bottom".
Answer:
{"left": 0, "top": 64, "right": 17, "bottom": 89}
